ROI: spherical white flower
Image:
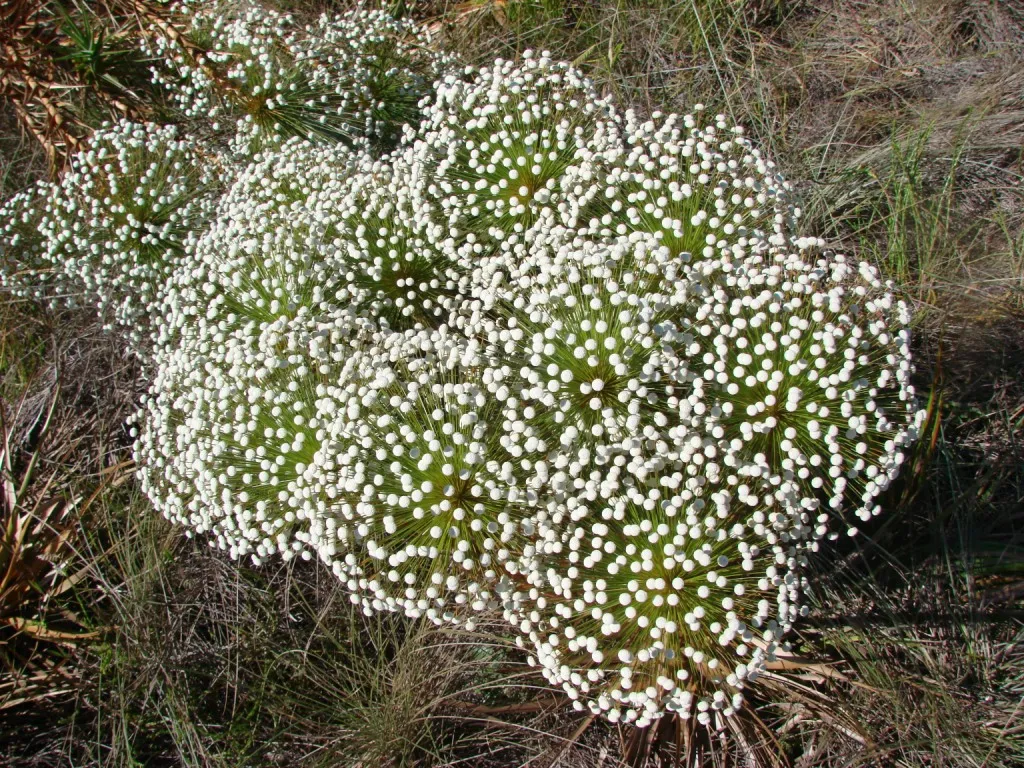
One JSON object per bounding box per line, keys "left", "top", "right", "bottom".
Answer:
{"left": 570, "top": 108, "right": 810, "bottom": 274}
{"left": 402, "top": 51, "right": 621, "bottom": 261}
{"left": 135, "top": 304, "right": 380, "bottom": 564}
{"left": 311, "top": 327, "right": 535, "bottom": 624}
{"left": 314, "top": 157, "right": 470, "bottom": 331}
{"left": 153, "top": 138, "right": 359, "bottom": 339}
{"left": 676, "top": 250, "right": 925, "bottom": 539}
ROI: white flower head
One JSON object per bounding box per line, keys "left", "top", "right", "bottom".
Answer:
{"left": 571, "top": 109, "right": 812, "bottom": 277}
{"left": 1, "top": 121, "right": 216, "bottom": 350}
{"left": 403, "top": 51, "right": 621, "bottom": 261}
{"left": 146, "top": 2, "right": 454, "bottom": 155}
{"left": 313, "top": 327, "right": 536, "bottom": 624}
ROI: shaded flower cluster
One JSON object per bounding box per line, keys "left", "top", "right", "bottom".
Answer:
{"left": 0, "top": 121, "right": 215, "bottom": 346}
{"left": 146, "top": 0, "right": 453, "bottom": 154}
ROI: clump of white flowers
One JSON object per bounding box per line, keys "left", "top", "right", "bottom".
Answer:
{"left": 146, "top": 1, "right": 453, "bottom": 154}
{"left": 311, "top": 327, "right": 536, "bottom": 628}
{"left": 322, "top": 157, "right": 469, "bottom": 330}
{"left": 133, "top": 51, "right": 923, "bottom": 726}
{"left": 135, "top": 136, "right": 370, "bottom": 562}
{"left": 402, "top": 51, "right": 621, "bottom": 261}
{"left": 485, "top": 231, "right": 923, "bottom": 726}
{"left": 0, "top": 38, "right": 925, "bottom": 729}
{"left": 0, "top": 182, "right": 49, "bottom": 287}
{"left": 0, "top": 121, "right": 215, "bottom": 347}
{"left": 574, "top": 109, "right": 801, "bottom": 268}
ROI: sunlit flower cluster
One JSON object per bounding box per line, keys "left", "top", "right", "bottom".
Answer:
{"left": 0, "top": 42, "right": 924, "bottom": 728}
{"left": 146, "top": 1, "right": 452, "bottom": 154}
{"left": 571, "top": 110, "right": 802, "bottom": 266}
{"left": 480, "top": 233, "right": 923, "bottom": 725}
{"left": 401, "top": 52, "right": 620, "bottom": 261}
{"left": 0, "top": 121, "right": 214, "bottom": 347}
{"left": 135, "top": 135, "right": 522, "bottom": 625}
{"left": 320, "top": 157, "right": 469, "bottom": 331}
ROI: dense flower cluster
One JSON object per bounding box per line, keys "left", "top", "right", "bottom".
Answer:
{"left": 136, "top": 138, "right": 362, "bottom": 557}
{"left": 489, "top": 238, "right": 921, "bottom": 725}
{"left": 572, "top": 110, "right": 800, "bottom": 264}
{"left": 0, "top": 121, "right": 214, "bottom": 346}
{"left": 402, "top": 53, "right": 621, "bottom": 259}
{"left": 146, "top": 1, "right": 452, "bottom": 154}
{"left": 1, "top": 39, "right": 924, "bottom": 728}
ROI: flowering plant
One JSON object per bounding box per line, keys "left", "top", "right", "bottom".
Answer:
{"left": 2, "top": 36, "right": 924, "bottom": 728}
{"left": 145, "top": 1, "right": 453, "bottom": 154}
{"left": 0, "top": 121, "right": 214, "bottom": 347}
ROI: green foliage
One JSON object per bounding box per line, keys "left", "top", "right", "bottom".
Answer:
{"left": 56, "top": 6, "right": 146, "bottom": 95}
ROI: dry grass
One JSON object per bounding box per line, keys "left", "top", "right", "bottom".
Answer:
{"left": 0, "top": 322, "right": 136, "bottom": 766}
{"left": 3, "top": 489, "right": 623, "bottom": 767}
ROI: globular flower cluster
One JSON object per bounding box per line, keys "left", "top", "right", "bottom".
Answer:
{"left": 0, "top": 121, "right": 214, "bottom": 347}
{"left": 323, "top": 158, "right": 469, "bottom": 330}
{"left": 401, "top": 52, "right": 621, "bottom": 261}
{"left": 0, "top": 42, "right": 925, "bottom": 729}
{"left": 146, "top": 1, "right": 453, "bottom": 154}
{"left": 137, "top": 137, "right": 363, "bottom": 557}
{"left": 482, "top": 234, "right": 922, "bottom": 725}
{"left": 573, "top": 109, "right": 805, "bottom": 269}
